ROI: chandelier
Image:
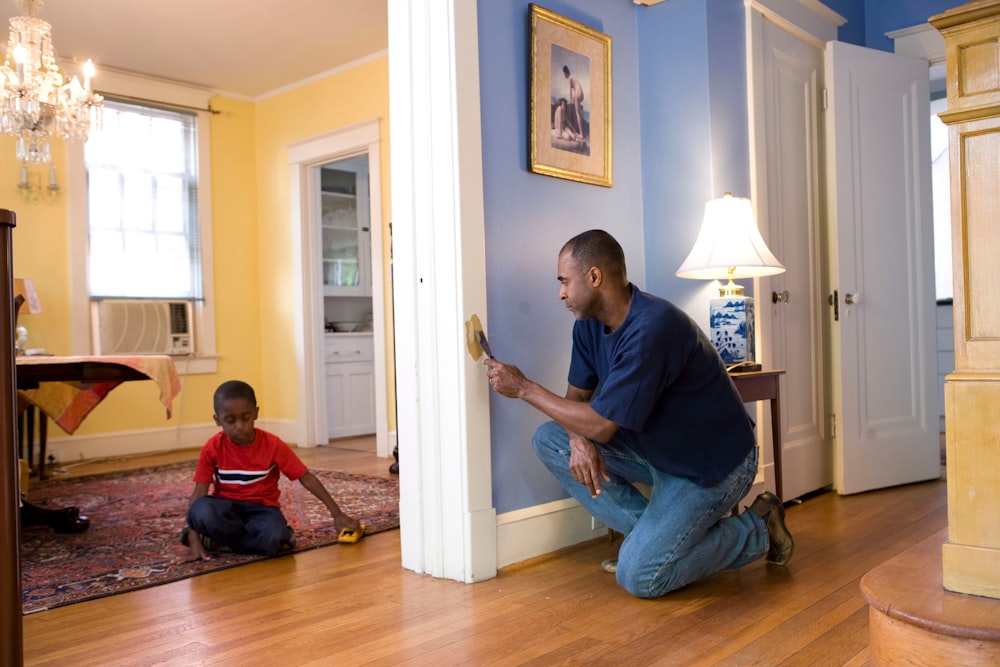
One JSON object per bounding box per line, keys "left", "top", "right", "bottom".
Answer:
{"left": 0, "top": 0, "right": 102, "bottom": 165}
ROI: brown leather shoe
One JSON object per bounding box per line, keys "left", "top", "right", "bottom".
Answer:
{"left": 749, "top": 492, "right": 794, "bottom": 566}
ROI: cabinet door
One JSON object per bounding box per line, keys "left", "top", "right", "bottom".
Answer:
{"left": 321, "top": 172, "right": 371, "bottom": 297}
{"left": 326, "top": 361, "right": 376, "bottom": 439}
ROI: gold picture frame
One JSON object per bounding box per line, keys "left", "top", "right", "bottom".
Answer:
{"left": 529, "top": 4, "right": 612, "bottom": 187}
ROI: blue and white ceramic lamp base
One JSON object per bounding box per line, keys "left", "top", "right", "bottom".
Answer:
{"left": 710, "top": 296, "right": 754, "bottom": 364}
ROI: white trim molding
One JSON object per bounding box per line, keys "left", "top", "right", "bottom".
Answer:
{"left": 497, "top": 499, "right": 608, "bottom": 568}
{"left": 388, "top": 0, "right": 497, "bottom": 583}
{"left": 287, "top": 118, "right": 390, "bottom": 458}
{"left": 887, "top": 23, "right": 946, "bottom": 65}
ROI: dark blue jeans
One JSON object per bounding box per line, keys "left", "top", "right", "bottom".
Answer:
{"left": 187, "top": 496, "right": 292, "bottom": 556}
{"left": 532, "top": 420, "right": 768, "bottom": 598}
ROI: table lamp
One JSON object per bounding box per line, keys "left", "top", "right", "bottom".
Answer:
{"left": 675, "top": 193, "right": 785, "bottom": 366}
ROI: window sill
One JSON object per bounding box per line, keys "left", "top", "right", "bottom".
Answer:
{"left": 168, "top": 354, "right": 219, "bottom": 375}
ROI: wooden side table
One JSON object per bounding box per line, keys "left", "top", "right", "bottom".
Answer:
{"left": 730, "top": 369, "right": 785, "bottom": 499}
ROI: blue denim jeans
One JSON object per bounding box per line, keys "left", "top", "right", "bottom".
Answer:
{"left": 532, "top": 420, "right": 768, "bottom": 598}
{"left": 187, "top": 496, "right": 292, "bottom": 556}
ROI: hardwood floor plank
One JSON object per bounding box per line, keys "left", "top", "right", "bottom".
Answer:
{"left": 22, "top": 444, "right": 949, "bottom": 666}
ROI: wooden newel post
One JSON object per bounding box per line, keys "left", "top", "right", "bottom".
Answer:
{"left": 0, "top": 208, "right": 22, "bottom": 666}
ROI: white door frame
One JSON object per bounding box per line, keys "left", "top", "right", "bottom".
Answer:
{"left": 288, "top": 118, "right": 390, "bottom": 457}
{"left": 388, "top": 0, "right": 497, "bottom": 582}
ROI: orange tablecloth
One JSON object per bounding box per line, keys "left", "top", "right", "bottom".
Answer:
{"left": 16, "top": 355, "right": 182, "bottom": 434}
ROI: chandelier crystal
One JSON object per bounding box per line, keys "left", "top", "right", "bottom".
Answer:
{"left": 0, "top": 0, "right": 102, "bottom": 164}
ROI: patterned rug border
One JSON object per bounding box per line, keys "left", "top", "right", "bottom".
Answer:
{"left": 21, "top": 461, "right": 399, "bottom": 613}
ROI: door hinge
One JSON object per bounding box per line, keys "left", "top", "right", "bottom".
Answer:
{"left": 821, "top": 87, "right": 828, "bottom": 111}
{"left": 828, "top": 289, "right": 839, "bottom": 321}
{"left": 829, "top": 414, "right": 836, "bottom": 438}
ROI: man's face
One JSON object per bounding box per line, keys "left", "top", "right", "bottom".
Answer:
{"left": 557, "top": 249, "right": 596, "bottom": 320}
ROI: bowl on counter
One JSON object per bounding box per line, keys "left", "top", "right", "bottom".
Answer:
{"left": 329, "top": 321, "right": 359, "bottom": 332}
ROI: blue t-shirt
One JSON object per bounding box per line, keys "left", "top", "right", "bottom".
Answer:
{"left": 568, "top": 285, "right": 755, "bottom": 486}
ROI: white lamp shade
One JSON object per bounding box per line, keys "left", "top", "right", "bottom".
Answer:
{"left": 675, "top": 194, "right": 785, "bottom": 280}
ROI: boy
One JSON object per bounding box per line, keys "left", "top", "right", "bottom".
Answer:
{"left": 179, "top": 380, "right": 363, "bottom": 562}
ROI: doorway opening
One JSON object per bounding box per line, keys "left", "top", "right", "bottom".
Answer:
{"left": 288, "top": 119, "right": 391, "bottom": 460}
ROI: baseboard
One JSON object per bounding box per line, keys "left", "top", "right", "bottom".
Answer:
{"left": 493, "top": 477, "right": 768, "bottom": 571}
{"left": 496, "top": 497, "right": 607, "bottom": 568}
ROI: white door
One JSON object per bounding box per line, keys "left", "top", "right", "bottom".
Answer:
{"left": 751, "top": 15, "right": 832, "bottom": 501}
{"left": 824, "top": 41, "right": 940, "bottom": 495}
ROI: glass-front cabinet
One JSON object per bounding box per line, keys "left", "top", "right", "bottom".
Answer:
{"left": 321, "top": 165, "right": 371, "bottom": 297}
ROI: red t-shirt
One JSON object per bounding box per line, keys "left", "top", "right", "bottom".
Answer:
{"left": 193, "top": 429, "right": 308, "bottom": 508}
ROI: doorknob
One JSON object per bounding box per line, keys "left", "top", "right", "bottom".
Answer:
{"left": 772, "top": 290, "right": 790, "bottom": 304}
{"left": 844, "top": 292, "right": 860, "bottom": 305}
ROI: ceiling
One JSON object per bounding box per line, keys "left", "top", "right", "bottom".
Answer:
{"left": 1, "top": 0, "right": 388, "bottom": 98}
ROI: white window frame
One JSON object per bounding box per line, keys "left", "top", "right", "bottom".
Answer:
{"left": 67, "top": 68, "right": 217, "bottom": 374}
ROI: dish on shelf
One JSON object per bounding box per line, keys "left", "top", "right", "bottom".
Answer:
{"left": 330, "top": 321, "right": 359, "bottom": 332}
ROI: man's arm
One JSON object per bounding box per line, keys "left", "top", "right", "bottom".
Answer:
{"left": 486, "top": 359, "right": 618, "bottom": 442}
{"left": 486, "top": 360, "right": 617, "bottom": 497}
{"left": 562, "top": 385, "right": 613, "bottom": 497}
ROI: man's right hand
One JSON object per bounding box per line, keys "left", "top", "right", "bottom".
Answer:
{"left": 568, "top": 434, "right": 611, "bottom": 498}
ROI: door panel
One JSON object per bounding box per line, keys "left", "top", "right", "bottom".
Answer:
{"left": 755, "top": 17, "right": 831, "bottom": 501}
{"left": 825, "top": 41, "right": 940, "bottom": 495}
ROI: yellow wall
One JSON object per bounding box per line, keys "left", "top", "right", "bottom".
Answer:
{"left": 4, "top": 55, "right": 393, "bottom": 441}
{"left": 252, "top": 56, "right": 394, "bottom": 428}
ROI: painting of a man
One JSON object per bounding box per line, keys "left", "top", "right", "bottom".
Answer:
{"left": 550, "top": 45, "right": 590, "bottom": 155}
{"left": 563, "top": 65, "right": 585, "bottom": 139}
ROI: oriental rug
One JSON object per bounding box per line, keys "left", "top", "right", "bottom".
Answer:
{"left": 20, "top": 462, "right": 400, "bottom": 613}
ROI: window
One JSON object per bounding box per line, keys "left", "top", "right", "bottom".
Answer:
{"left": 66, "top": 70, "right": 216, "bottom": 370}
{"left": 86, "top": 99, "right": 202, "bottom": 299}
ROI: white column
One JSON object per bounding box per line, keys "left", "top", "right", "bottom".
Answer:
{"left": 388, "top": 0, "right": 496, "bottom": 582}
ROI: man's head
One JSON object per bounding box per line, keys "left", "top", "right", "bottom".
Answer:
{"left": 563, "top": 65, "right": 570, "bottom": 78}
{"left": 213, "top": 380, "right": 259, "bottom": 445}
{"left": 558, "top": 230, "right": 629, "bottom": 320}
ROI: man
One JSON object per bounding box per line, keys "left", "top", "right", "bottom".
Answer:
{"left": 484, "top": 230, "right": 792, "bottom": 598}
{"left": 562, "top": 65, "right": 585, "bottom": 140}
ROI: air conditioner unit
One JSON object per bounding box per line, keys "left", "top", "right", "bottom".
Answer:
{"left": 94, "top": 299, "right": 193, "bottom": 356}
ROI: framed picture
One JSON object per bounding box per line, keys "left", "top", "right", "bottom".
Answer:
{"left": 529, "top": 4, "right": 612, "bottom": 187}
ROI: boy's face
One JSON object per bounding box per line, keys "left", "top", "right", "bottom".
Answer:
{"left": 213, "top": 397, "right": 259, "bottom": 445}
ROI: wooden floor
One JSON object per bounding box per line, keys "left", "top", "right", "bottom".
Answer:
{"left": 21, "top": 441, "right": 947, "bottom": 666}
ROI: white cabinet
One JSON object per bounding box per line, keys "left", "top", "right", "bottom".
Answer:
{"left": 325, "top": 333, "right": 375, "bottom": 439}
{"left": 321, "top": 167, "right": 371, "bottom": 297}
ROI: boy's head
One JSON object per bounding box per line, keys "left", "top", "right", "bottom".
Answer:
{"left": 213, "top": 380, "right": 259, "bottom": 445}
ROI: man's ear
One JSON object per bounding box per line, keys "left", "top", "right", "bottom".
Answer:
{"left": 212, "top": 414, "right": 221, "bottom": 426}
{"left": 588, "top": 266, "right": 603, "bottom": 287}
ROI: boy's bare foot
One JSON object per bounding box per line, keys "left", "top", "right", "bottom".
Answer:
{"left": 176, "top": 526, "right": 214, "bottom": 563}
{"left": 173, "top": 547, "right": 213, "bottom": 564}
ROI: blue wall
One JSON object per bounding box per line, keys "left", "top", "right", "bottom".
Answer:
{"left": 865, "top": 0, "right": 964, "bottom": 52}
{"left": 637, "top": 0, "right": 713, "bottom": 317}
{"left": 825, "top": 0, "right": 965, "bottom": 51}
{"left": 639, "top": 0, "right": 752, "bottom": 318}
{"left": 478, "top": 0, "right": 646, "bottom": 513}
{"left": 478, "top": 0, "right": 965, "bottom": 515}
